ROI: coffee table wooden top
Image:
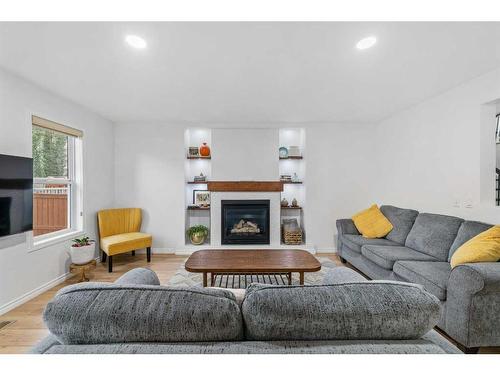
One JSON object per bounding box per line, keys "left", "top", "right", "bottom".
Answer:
{"left": 185, "top": 249, "right": 321, "bottom": 273}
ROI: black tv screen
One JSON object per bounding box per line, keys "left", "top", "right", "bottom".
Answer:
{"left": 0, "top": 154, "right": 33, "bottom": 237}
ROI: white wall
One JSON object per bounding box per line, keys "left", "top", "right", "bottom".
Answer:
{"left": 211, "top": 128, "right": 278, "bottom": 181}
{"left": 306, "top": 124, "right": 378, "bottom": 250}
{"left": 114, "top": 124, "right": 186, "bottom": 251}
{"left": 372, "top": 67, "right": 500, "bottom": 223}
{"left": 0, "top": 68, "right": 115, "bottom": 312}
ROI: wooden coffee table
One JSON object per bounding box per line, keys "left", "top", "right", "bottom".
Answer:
{"left": 185, "top": 249, "right": 321, "bottom": 287}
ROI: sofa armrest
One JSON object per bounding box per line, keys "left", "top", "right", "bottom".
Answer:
{"left": 114, "top": 268, "right": 160, "bottom": 286}
{"left": 446, "top": 262, "right": 500, "bottom": 348}
{"left": 336, "top": 218, "right": 359, "bottom": 236}
{"left": 449, "top": 263, "right": 500, "bottom": 294}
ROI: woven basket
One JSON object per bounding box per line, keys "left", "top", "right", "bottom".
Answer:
{"left": 282, "top": 219, "right": 303, "bottom": 245}
{"left": 284, "top": 230, "right": 303, "bottom": 245}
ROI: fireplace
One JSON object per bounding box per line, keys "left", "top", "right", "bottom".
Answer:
{"left": 221, "top": 200, "right": 270, "bottom": 245}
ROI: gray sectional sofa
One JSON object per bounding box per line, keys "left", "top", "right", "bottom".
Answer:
{"left": 32, "top": 267, "right": 459, "bottom": 354}
{"left": 336, "top": 205, "right": 500, "bottom": 353}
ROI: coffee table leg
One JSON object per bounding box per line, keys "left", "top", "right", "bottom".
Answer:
{"left": 288, "top": 272, "right": 292, "bottom": 285}
{"left": 203, "top": 272, "right": 207, "bottom": 287}
{"left": 299, "top": 272, "right": 304, "bottom": 285}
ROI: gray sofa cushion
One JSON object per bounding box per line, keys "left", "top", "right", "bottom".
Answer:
{"left": 44, "top": 283, "right": 243, "bottom": 344}
{"left": 380, "top": 205, "right": 419, "bottom": 244}
{"left": 361, "top": 245, "right": 438, "bottom": 270}
{"left": 447, "top": 221, "right": 493, "bottom": 261}
{"left": 242, "top": 282, "right": 441, "bottom": 341}
{"left": 393, "top": 261, "right": 451, "bottom": 301}
{"left": 114, "top": 268, "right": 160, "bottom": 285}
{"left": 405, "top": 213, "right": 464, "bottom": 261}
{"left": 322, "top": 267, "right": 366, "bottom": 284}
{"left": 340, "top": 234, "right": 400, "bottom": 254}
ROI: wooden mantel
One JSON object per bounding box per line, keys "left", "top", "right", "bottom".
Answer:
{"left": 207, "top": 181, "right": 284, "bottom": 192}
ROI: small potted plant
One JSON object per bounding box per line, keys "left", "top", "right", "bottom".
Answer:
{"left": 186, "top": 225, "right": 209, "bottom": 245}
{"left": 69, "top": 236, "right": 95, "bottom": 265}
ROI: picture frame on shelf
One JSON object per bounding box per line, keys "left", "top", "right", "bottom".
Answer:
{"left": 193, "top": 190, "right": 210, "bottom": 206}
{"left": 188, "top": 147, "right": 200, "bottom": 157}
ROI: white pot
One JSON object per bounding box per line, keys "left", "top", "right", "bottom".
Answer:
{"left": 69, "top": 243, "right": 95, "bottom": 265}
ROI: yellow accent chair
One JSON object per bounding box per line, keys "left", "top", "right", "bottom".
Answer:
{"left": 97, "top": 208, "right": 152, "bottom": 272}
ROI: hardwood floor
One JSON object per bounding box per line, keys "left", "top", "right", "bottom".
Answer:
{"left": 0, "top": 252, "right": 496, "bottom": 354}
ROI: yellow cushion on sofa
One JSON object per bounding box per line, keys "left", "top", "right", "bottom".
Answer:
{"left": 351, "top": 204, "right": 393, "bottom": 239}
{"left": 450, "top": 226, "right": 500, "bottom": 268}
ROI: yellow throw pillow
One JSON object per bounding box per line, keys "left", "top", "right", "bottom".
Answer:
{"left": 450, "top": 226, "right": 500, "bottom": 268}
{"left": 351, "top": 204, "right": 393, "bottom": 239}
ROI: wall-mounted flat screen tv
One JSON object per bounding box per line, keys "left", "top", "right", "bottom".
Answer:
{"left": 0, "top": 154, "right": 33, "bottom": 238}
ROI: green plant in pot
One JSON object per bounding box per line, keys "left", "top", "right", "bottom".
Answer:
{"left": 187, "top": 225, "right": 209, "bottom": 245}
{"left": 69, "top": 236, "right": 96, "bottom": 265}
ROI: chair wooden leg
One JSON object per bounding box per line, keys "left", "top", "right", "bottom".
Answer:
{"left": 108, "top": 256, "right": 113, "bottom": 273}
{"left": 101, "top": 251, "right": 107, "bottom": 262}
{"left": 147, "top": 247, "right": 151, "bottom": 262}
{"left": 131, "top": 250, "right": 135, "bottom": 256}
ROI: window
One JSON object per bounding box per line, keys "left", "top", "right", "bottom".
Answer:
{"left": 32, "top": 116, "right": 83, "bottom": 240}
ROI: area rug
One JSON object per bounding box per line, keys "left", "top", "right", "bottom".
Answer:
{"left": 166, "top": 256, "right": 337, "bottom": 288}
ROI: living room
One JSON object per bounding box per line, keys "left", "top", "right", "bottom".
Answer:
{"left": 1, "top": 1, "right": 500, "bottom": 372}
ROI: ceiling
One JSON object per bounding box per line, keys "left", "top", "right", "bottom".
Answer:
{"left": 1, "top": 22, "right": 500, "bottom": 124}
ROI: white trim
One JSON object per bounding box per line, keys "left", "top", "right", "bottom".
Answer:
{"left": 315, "top": 248, "right": 338, "bottom": 254}
{"left": 0, "top": 271, "right": 72, "bottom": 315}
{"left": 134, "top": 247, "right": 176, "bottom": 255}
{"left": 175, "top": 244, "right": 317, "bottom": 255}
{"left": 31, "top": 229, "right": 84, "bottom": 252}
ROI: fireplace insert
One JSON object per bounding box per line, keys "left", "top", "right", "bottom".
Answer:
{"left": 221, "top": 200, "right": 270, "bottom": 245}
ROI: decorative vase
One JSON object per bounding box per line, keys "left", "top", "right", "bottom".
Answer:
{"left": 190, "top": 233, "right": 206, "bottom": 245}
{"left": 69, "top": 243, "right": 95, "bottom": 265}
{"left": 199, "top": 143, "right": 211, "bottom": 157}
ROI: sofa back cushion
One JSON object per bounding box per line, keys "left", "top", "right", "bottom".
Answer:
{"left": 242, "top": 282, "right": 441, "bottom": 341}
{"left": 447, "top": 220, "right": 493, "bottom": 261}
{"left": 44, "top": 283, "right": 243, "bottom": 344}
{"left": 380, "top": 205, "right": 419, "bottom": 244}
{"left": 405, "top": 213, "right": 464, "bottom": 261}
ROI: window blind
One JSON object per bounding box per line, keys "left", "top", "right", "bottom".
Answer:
{"left": 32, "top": 115, "right": 83, "bottom": 138}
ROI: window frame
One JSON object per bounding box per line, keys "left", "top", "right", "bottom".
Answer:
{"left": 30, "top": 116, "right": 84, "bottom": 251}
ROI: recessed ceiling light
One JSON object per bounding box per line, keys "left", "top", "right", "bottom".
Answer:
{"left": 125, "top": 35, "right": 147, "bottom": 49}
{"left": 356, "top": 36, "right": 377, "bottom": 50}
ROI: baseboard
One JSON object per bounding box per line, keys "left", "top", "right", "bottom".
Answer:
{"left": 0, "top": 271, "right": 71, "bottom": 315}
{"left": 316, "top": 248, "right": 338, "bottom": 254}
{"left": 133, "top": 248, "right": 176, "bottom": 255}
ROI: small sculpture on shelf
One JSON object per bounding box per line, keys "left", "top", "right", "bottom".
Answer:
{"left": 292, "top": 173, "right": 299, "bottom": 182}
{"left": 291, "top": 198, "right": 299, "bottom": 207}
{"left": 193, "top": 173, "right": 207, "bottom": 182}
{"left": 281, "top": 198, "right": 289, "bottom": 207}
